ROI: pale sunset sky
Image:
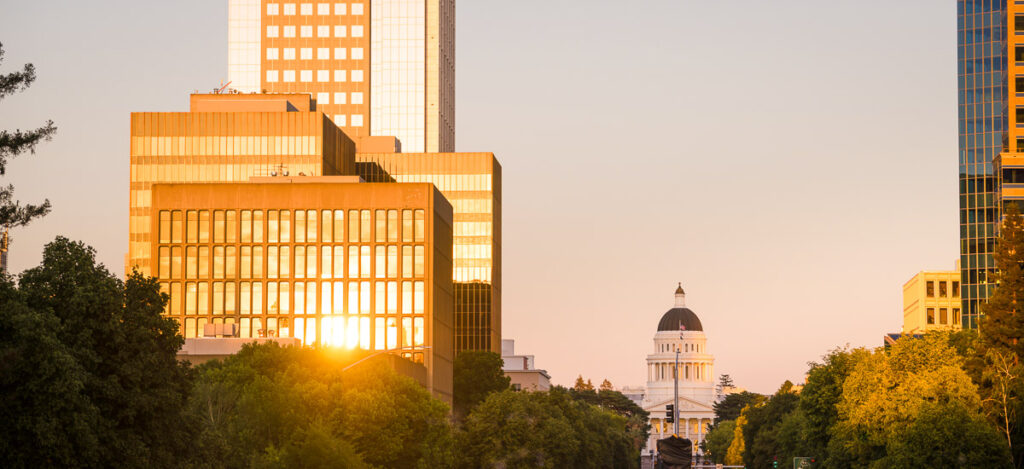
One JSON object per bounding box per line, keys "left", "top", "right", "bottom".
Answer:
{"left": 0, "top": 0, "right": 955, "bottom": 393}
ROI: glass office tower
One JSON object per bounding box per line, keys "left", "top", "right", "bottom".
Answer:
{"left": 958, "top": 0, "right": 1007, "bottom": 328}
{"left": 356, "top": 152, "right": 501, "bottom": 354}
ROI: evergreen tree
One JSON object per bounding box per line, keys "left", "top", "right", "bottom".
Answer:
{"left": 0, "top": 42, "right": 56, "bottom": 243}
{"left": 600, "top": 379, "right": 614, "bottom": 391}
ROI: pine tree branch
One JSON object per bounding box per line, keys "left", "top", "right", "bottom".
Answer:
{"left": 0, "top": 42, "right": 38, "bottom": 100}
{"left": 0, "top": 184, "right": 50, "bottom": 230}
{"left": 0, "top": 121, "right": 56, "bottom": 174}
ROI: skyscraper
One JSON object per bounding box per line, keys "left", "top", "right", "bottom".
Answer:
{"left": 227, "top": 0, "right": 454, "bottom": 153}
{"left": 957, "top": 0, "right": 1007, "bottom": 328}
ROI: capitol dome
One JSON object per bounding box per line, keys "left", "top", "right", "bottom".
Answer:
{"left": 656, "top": 283, "right": 703, "bottom": 332}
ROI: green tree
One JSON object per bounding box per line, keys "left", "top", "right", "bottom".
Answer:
{"left": 457, "top": 388, "right": 636, "bottom": 469}
{"left": 566, "top": 385, "right": 651, "bottom": 454}
{"left": 703, "top": 420, "right": 735, "bottom": 463}
{"left": 453, "top": 350, "right": 509, "bottom": 417}
{"left": 713, "top": 390, "right": 764, "bottom": 425}
{"left": 742, "top": 381, "right": 800, "bottom": 469}
{"left": 0, "top": 42, "right": 56, "bottom": 240}
{"left": 600, "top": 378, "right": 614, "bottom": 391}
{"left": 188, "top": 343, "right": 452, "bottom": 469}
{"left": 799, "top": 346, "right": 870, "bottom": 465}
{"left": 984, "top": 201, "right": 1024, "bottom": 357}
{"left": 0, "top": 238, "right": 193, "bottom": 468}
{"left": 828, "top": 334, "right": 1011, "bottom": 468}
{"left": 886, "top": 401, "right": 1011, "bottom": 468}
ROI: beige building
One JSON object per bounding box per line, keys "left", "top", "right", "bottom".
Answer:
{"left": 902, "top": 266, "right": 962, "bottom": 333}
{"left": 501, "top": 339, "right": 550, "bottom": 392}
{"left": 227, "top": 0, "right": 454, "bottom": 152}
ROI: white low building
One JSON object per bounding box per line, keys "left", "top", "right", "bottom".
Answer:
{"left": 641, "top": 285, "right": 715, "bottom": 457}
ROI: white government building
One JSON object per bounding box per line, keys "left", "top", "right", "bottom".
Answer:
{"left": 641, "top": 284, "right": 715, "bottom": 456}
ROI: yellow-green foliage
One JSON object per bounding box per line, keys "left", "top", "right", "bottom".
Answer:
{"left": 725, "top": 406, "right": 748, "bottom": 465}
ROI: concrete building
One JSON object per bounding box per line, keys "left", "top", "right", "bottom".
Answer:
{"left": 227, "top": 0, "right": 454, "bottom": 153}
{"left": 642, "top": 285, "right": 715, "bottom": 458}
{"left": 902, "top": 266, "right": 962, "bottom": 333}
{"left": 501, "top": 339, "right": 550, "bottom": 392}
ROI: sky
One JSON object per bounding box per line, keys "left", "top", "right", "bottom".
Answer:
{"left": 0, "top": 0, "right": 957, "bottom": 394}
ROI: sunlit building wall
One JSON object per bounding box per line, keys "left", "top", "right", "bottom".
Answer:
{"left": 227, "top": 0, "right": 454, "bottom": 152}
{"left": 902, "top": 269, "right": 962, "bottom": 334}
{"left": 356, "top": 152, "right": 501, "bottom": 354}
{"left": 149, "top": 179, "right": 454, "bottom": 401}
{"left": 128, "top": 94, "right": 355, "bottom": 275}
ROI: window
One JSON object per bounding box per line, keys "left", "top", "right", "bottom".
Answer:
{"left": 284, "top": 48, "right": 296, "bottom": 60}
{"left": 952, "top": 281, "right": 960, "bottom": 297}
{"left": 171, "top": 211, "right": 183, "bottom": 243}
{"left": 284, "top": 3, "right": 296, "bottom": 15}
{"left": 1017, "top": 15, "right": 1024, "bottom": 32}
{"left": 300, "top": 48, "right": 312, "bottom": 60}
{"left": 301, "top": 25, "right": 313, "bottom": 37}
{"left": 334, "top": 48, "right": 346, "bottom": 60}
{"left": 351, "top": 70, "right": 363, "bottom": 82}
{"left": 939, "top": 281, "right": 947, "bottom": 297}
{"left": 1017, "top": 76, "right": 1024, "bottom": 93}
{"left": 351, "top": 92, "right": 363, "bottom": 104}
{"left": 267, "top": 3, "right": 280, "bottom": 15}
{"left": 267, "top": 48, "right": 279, "bottom": 60}
{"left": 926, "top": 281, "right": 934, "bottom": 297}
{"left": 333, "top": 210, "right": 344, "bottom": 242}
{"left": 351, "top": 3, "right": 363, "bottom": 15}
{"left": 1017, "top": 46, "right": 1024, "bottom": 62}
{"left": 284, "top": 70, "right": 295, "bottom": 82}
{"left": 953, "top": 308, "right": 961, "bottom": 325}
{"left": 318, "top": 25, "right": 330, "bottom": 37}
{"left": 1017, "top": 107, "right": 1024, "bottom": 124}
{"left": 333, "top": 92, "right": 346, "bottom": 104}
{"left": 414, "top": 209, "right": 424, "bottom": 242}
{"left": 927, "top": 308, "right": 935, "bottom": 325}
{"left": 284, "top": 25, "right": 296, "bottom": 37}
{"left": 300, "top": 70, "right": 313, "bottom": 82}
{"left": 351, "top": 114, "right": 364, "bottom": 126}
{"left": 351, "top": 25, "right": 363, "bottom": 37}
{"left": 335, "top": 3, "right": 346, "bottom": 14}
{"left": 939, "top": 308, "right": 948, "bottom": 325}
{"left": 333, "top": 115, "right": 346, "bottom": 126}
{"left": 334, "top": 70, "right": 346, "bottom": 82}
{"left": 317, "top": 47, "right": 330, "bottom": 60}
{"left": 317, "top": 92, "right": 330, "bottom": 105}
{"left": 351, "top": 47, "right": 364, "bottom": 60}
{"left": 269, "top": 70, "right": 282, "bottom": 83}
{"left": 318, "top": 3, "right": 330, "bottom": 14}
{"left": 317, "top": 70, "right": 330, "bottom": 82}
{"left": 267, "top": 26, "right": 279, "bottom": 38}
{"left": 300, "top": 3, "right": 313, "bottom": 15}
{"left": 334, "top": 25, "right": 347, "bottom": 37}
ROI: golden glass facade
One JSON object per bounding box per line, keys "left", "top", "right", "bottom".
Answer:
{"left": 128, "top": 94, "right": 355, "bottom": 274}
{"left": 228, "top": 0, "right": 454, "bottom": 152}
{"left": 149, "top": 180, "right": 453, "bottom": 400}
{"left": 356, "top": 152, "right": 500, "bottom": 354}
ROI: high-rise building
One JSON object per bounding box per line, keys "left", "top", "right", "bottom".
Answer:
{"left": 901, "top": 268, "right": 962, "bottom": 334}
{"left": 128, "top": 93, "right": 355, "bottom": 275}
{"left": 957, "top": 0, "right": 1007, "bottom": 328}
{"left": 227, "top": 0, "right": 454, "bottom": 153}
{"left": 356, "top": 152, "right": 501, "bottom": 354}
{"left": 149, "top": 178, "right": 454, "bottom": 400}
{"left": 128, "top": 93, "right": 455, "bottom": 400}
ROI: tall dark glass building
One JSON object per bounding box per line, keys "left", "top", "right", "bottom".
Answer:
{"left": 957, "top": 0, "right": 1006, "bottom": 328}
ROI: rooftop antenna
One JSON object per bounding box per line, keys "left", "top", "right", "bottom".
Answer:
{"left": 215, "top": 80, "right": 233, "bottom": 94}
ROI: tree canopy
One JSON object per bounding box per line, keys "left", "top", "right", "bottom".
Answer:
{"left": 0, "top": 237, "right": 192, "bottom": 468}
{"left": 452, "top": 350, "right": 509, "bottom": 417}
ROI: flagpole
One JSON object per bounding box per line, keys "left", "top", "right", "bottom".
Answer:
{"left": 674, "top": 346, "right": 680, "bottom": 435}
